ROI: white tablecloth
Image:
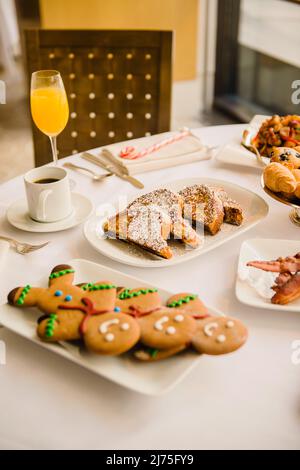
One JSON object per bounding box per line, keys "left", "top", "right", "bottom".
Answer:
{"left": 0, "top": 124, "right": 299, "bottom": 450}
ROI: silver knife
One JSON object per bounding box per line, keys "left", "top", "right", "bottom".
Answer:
{"left": 81, "top": 152, "right": 144, "bottom": 189}
{"left": 101, "top": 148, "right": 129, "bottom": 175}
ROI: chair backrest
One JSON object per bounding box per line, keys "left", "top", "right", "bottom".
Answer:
{"left": 24, "top": 29, "right": 172, "bottom": 166}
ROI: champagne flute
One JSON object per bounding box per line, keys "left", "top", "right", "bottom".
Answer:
{"left": 30, "top": 70, "right": 69, "bottom": 165}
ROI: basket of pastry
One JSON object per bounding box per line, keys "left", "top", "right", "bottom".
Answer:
{"left": 262, "top": 147, "right": 300, "bottom": 225}
{"left": 247, "top": 115, "right": 300, "bottom": 158}
{"left": 6, "top": 264, "right": 248, "bottom": 361}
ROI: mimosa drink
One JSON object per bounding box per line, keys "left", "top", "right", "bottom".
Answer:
{"left": 31, "top": 87, "right": 69, "bottom": 137}
{"left": 30, "top": 70, "right": 69, "bottom": 165}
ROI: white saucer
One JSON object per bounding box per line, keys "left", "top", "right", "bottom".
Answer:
{"left": 6, "top": 193, "right": 93, "bottom": 233}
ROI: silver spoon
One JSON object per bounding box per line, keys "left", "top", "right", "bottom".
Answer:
{"left": 63, "top": 162, "right": 112, "bottom": 181}
{"left": 241, "top": 129, "right": 266, "bottom": 166}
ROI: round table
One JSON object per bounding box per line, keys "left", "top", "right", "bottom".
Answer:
{"left": 0, "top": 124, "right": 299, "bottom": 450}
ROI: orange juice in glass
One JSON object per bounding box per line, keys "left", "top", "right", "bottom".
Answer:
{"left": 31, "top": 70, "right": 69, "bottom": 164}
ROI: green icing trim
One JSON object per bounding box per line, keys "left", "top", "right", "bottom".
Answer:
{"left": 16, "top": 285, "right": 31, "bottom": 305}
{"left": 118, "top": 288, "right": 157, "bottom": 300}
{"left": 45, "top": 313, "right": 57, "bottom": 338}
{"left": 49, "top": 269, "right": 75, "bottom": 280}
{"left": 150, "top": 348, "right": 159, "bottom": 359}
{"left": 81, "top": 283, "right": 116, "bottom": 291}
{"left": 167, "top": 294, "right": 197, "bottom": 308}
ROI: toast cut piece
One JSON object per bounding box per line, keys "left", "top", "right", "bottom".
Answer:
{"left": 103, "top": 188, "right": 201, "bottom": 259}
{"left": 129, "top": 188, "right": 200, "bottom": 248}
{"left": 103, "top": 205, "right": 173, "bottom": 259}
{"left": 128, "top": 188, "right": 183, "bottom": 216}
{"left": 179, "top": 184, "right": 224, "bottom": 235}
{"left": 213, "top": 187, "right": 244, "bottom": 226}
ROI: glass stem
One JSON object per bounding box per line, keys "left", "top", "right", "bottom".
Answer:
{"left": 49, "top": 135, "right": 58, "bottom": 165}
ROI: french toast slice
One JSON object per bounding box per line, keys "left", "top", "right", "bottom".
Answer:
{"left": 213, "top": 187, "right": 244, "bottom": 226}
{"left": 103, "top": 188, "right": 201, "bottom": 258}
{"left": 103, "top": 206, "right": 173, "bottom": 259}
{"left": 179, "top": 184, "right": 224, "bottom": 235}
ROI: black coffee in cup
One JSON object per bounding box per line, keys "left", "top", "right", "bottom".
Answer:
{"left": 34, "top": 178, "right": 59, "bottom": 184}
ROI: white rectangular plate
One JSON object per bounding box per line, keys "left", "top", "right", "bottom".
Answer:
{"left": 0, "top": 259, "right": 224, "bottom": 396}
{"left": 236, "top": 238, "right": 300, "bottom": 312}
{"left": 215, "top": 115, "right": 270, "bottom": 169}
{"left": 84, "top": 177, "right": 269, "bottom": 267}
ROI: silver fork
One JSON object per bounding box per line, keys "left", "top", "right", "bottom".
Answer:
{"left": 0, "top": 236, "right": 49, "bottom": 254}
{"left": 63, "top": 162, "right": 112, "bottom": 181}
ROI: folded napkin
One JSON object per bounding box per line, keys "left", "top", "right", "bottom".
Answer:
{"left": 0, "top": 240, "right": 9, "bottom": 271}
{"left": 215, "top": 115, "right": 269, "bottom": 169}
{"left": 96, "top": 130, "right": 211, "bottom": 175}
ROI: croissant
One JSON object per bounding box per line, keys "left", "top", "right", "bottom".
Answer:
{"left": 263, "top": 162, "right": 297, "bottom": 194}
{"left": 292, "top": 169, "right": 300, "bottom": 199}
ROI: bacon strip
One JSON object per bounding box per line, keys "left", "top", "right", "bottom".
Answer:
{"left": 247, "top": 252, "right": 300, "bottom": 305}
{"left": 272, "top": 273, "right": 300, "bottom": 304}
{"left": 247, "top": 253, "right": 300, "bottom": 274}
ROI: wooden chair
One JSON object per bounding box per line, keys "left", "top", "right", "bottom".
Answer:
{"left": 24, "top": 29, "right": 173, "bottom": 166}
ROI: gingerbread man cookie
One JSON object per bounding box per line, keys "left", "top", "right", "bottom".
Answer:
{"left": 8, "top": 265, "right": 117, "bottom": 342}
{"left": 84, "top": 312, "right": 140, "bottom": 355}
{"left": 192, "top": 316, "right": 248, "bottom": 355}
{"left": 116, "top": 287, "right": 162, "bottom": 316}
{"left": 134, "top": 344, "right": 186, "bottom": 362}
{"left": 7, "top": 266, "right": 248, "bottom": 359}
{"left": 138, "top": 308, "right": 197, "bottom": 350}
{"left": 166, "top": 292, "right": 209, "bottom": 318}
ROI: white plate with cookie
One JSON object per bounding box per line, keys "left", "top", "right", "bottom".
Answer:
{"left": 84, "top": 177, "right": 269, "bottom": 268}
{"left": 0, "top": 258, "right": 234, "bottom": 396}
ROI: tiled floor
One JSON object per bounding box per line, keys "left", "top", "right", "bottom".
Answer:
{"left": 0, "top": 72, "right": 236, "bottom": 183}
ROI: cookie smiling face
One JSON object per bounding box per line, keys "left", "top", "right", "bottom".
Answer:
{"left": 84, "top": 312, "right": 140, "bottom": 355}
{"left": 192, "top": 316, "right": 248, "bottom": 355}
{"left": 139, "top": 308, "right": 197, "bottom": 350}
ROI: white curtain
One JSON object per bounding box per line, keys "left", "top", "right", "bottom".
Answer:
{"left": 0, "top": 0, "right": 20, "bottom": 76}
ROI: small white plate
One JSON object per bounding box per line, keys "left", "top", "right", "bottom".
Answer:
{"left": 6, "top": 193, "right": 93, "bottom": 233}
{"left": 215, "top": 115, "right": 270, "bottom": 169}
{"left": 84, "top": 177, "right": 269, "bottom": 268}
{"left": 0, "top": 258, "right": 224, "bottom": 395}
{"left": 236, "top": 238, "right": 300, "bottom": 312}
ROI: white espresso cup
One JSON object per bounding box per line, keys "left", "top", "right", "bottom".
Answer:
{"left": 24, "top": 167, "right": 73, "bottom": 223}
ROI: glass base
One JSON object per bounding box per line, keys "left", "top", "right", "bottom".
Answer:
{"left": 289, "top": 208, "right": 300, "bottom": 227}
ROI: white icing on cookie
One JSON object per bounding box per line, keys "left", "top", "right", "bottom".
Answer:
{"left": 99, "top": 318, "right": 119, "bottom": 334}
{"left": 204, "top": 322, "right": 218, "bottom": 337}
{"left": 226, "top": 320, "right": 234, "bottom": 328}
{"left": 174, "top": 314, "right": 184, "bottom": 323}
{"left": 154, "top": 316, "right": 169, "bottom": 331}
{"left": 120, "top": 323, "right": 130, "bottom": 331}
{"left": 216, "top": 334, "right": 226, "bottom": 343}
{"left": 166, "top": 326, "right": 176, "bottom": 335}
{"left": 105, "top": 333, "right": 115, "bottom": 342}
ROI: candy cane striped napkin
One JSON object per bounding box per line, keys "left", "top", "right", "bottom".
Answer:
{"left": 96, "top": 130, "right": 212, "bottom": 175}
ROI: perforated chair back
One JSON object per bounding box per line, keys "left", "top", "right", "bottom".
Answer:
{"left": 25, "top": 29, "right": 172, "bottom": 166}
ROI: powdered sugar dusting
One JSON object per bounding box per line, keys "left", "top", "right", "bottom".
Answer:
{"left": 127, "top": 205, "right": 170, "bottom": 254}
{"left": 179, "top": 184, "right": 223, "bottom": 225}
